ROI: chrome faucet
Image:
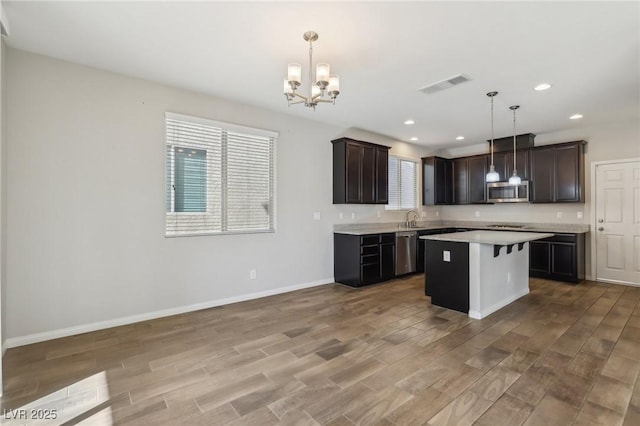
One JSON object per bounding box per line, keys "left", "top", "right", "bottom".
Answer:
{"left": 405, "top": 210, "right": 419, "bottom": 228}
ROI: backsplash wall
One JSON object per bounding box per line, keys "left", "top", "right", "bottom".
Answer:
{"left": 441, "top": 203, "right": 587, "bottom": 224}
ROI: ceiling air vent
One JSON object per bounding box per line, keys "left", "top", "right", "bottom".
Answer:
{"left": 419, "top": 74, "right": 471, "bottom": 95}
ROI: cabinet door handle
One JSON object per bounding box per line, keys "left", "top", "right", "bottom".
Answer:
{"left": 598, "top": 219, "right": 604, "bottom": 223}
{"left": 598, "top": 227, "right": 604, "bottom": 231}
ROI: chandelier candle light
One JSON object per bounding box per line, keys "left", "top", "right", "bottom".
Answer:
{"left": 485, "top": 91, "right": 500, "bottom": 182}
{"left": 508, "top": 105, "right": 522, "bottom": 185}
{"left": 284, "top": 31, "right": 340, "bottom": 109}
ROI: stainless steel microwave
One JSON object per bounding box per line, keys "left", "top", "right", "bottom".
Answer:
{"left": 487, "top": 181, "right": 529, "bottom": 203}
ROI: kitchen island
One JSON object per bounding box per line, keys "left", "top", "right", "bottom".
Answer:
{"left": 420, "top": 230, "right": 553, "bottom": 319}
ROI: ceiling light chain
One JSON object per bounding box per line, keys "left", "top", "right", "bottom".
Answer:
{"left": 509, "top": 105, "right": 522, "bottom": 185}
{"left": 283, "top": 31, "right": 340, "bottom": 110}
{"left": 485, "top": 91, "right": 500, "bottom": 182}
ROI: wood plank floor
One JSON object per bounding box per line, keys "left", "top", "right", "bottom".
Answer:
{"left": 2, "top": 276, "right": 640, "bottom": 425}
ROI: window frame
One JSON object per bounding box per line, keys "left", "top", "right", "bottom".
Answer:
{"left": 385, "top": 154, "right": 419, "bottom": 211}
{"left": 164, "top": 112, "right": 278, "bottom": 237}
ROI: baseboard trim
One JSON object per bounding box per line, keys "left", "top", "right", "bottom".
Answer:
{"left": 4, "top": 278, "right": 334, "bottom": 349}
{"left": 469, "top": 288, "right": 530, "bottom": 320}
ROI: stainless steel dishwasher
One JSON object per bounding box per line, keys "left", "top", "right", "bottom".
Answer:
{"left": 395, "top": 231, "right": 417, "bottom": 275}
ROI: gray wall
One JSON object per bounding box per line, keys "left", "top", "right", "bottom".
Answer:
{"left": 4, "top": 47, "right": 639, "bottom": 345}
{"left": 4, "top": 49, "right": 435, "bottom": 344}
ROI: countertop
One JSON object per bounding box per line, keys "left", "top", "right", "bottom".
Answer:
{"left": 419, "top": 230, "right": 554, "bottom": 245}
{"left": 333, "top": 220, "right": 589, "bottom": 236}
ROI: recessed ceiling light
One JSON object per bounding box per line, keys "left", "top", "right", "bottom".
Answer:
{"left": 404, "top": 119, "right": 415, "bottom": 125}
{"left": 456, "top": 136, "right": 464, "bottom": 140}
{"left": 570, "top": 114, "right": 583, "bottom": 120}
{"left": 410, "top": 137, "right": 418, "bottom": 141}
{"left": 534, "top": 83, "right": 552, "bottom": 91}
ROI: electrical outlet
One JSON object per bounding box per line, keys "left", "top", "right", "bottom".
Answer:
{"left": 351, "top": 212, "right": 356, "bottom": 219}
{"left": 249, "top": 269, "right": 257, "bottom": 280}
{"left": 507, "top": 272, "right": 512, "bottom": 283}
{"left": 376, "top": 211, "right": 381, "bottom": 218}
{"left": 436, "top": 211, "right": 439, "bottom": 217}
{"left": 421, "top": 211, "right": 426, "bottom": 218}
{"left": 313, "top": 212, "right": 321, "bottom": 220}
{"left": 443, "top": 251, "right": 450, "bottom": 262}
{"left": 475, "top": 211, "right": 480, "bottom": 217}
{"left": 557, "top": 211, "right": 563, "bottom": 219}
{"left": 339, "top": 212, "right": 343, "bottom": 220}
{"left": 577, "top": 211, "right": 583, "bottom": 219}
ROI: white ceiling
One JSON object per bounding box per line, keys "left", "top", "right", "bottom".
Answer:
{"left": 3, "top": 1, "right": 639, "bottom": 149}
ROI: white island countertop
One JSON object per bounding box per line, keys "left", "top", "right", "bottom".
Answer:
{"left": 420, "top": 230, "right": 554, "bottom": 245}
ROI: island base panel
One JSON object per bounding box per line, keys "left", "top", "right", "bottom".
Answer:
{"left": 425, "top": 240, "right": 469, "bottom": 314}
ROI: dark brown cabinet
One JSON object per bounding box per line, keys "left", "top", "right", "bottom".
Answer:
{"left": 421, "top": 140, "right": 584, "bottom": 206}
{"left": 529, "top": 233, "right": 584, "bottom": 283}
{"left": 468, "top": 155, "right": 489, "bottom": 203}
{"left": 453, "top": 158, "right": 469, "bottom": 204}
{"left": 333, "top": 138, "right": 390, "bottom": 204}
{"left": 530, "top": 141, "right": 585, "bottom": 203}
{"left": 422, "top": 156, "right": 452, "bottom": 205}
{"left": 452, "top": 155, "right": 488, "bottom": 204}
{"left": 334, "top": 233, "right": 395, "bottom": 287}
{"left": 530, "top": 147, "right": 555, "bottom": 202}
{"left": 492, "top": 149, "right": 530, "bottom": 181}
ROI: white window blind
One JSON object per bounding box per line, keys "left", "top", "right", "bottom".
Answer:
{"left": 165, "top": 113, "right": 276, "bottom": 236}
{"left": 387, "top": 156, "right": 418, "bottom": 210}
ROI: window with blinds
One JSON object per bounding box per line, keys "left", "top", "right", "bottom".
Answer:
{"left": 165, "top": 112, "right": 276, "bottom": 236}
{"left": 386, "top": 156, "right": 418, "bottom": 210}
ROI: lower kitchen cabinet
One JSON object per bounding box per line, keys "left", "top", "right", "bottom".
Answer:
{"left": 529, "top": 233, "right": 584, "bottom": 283}
{"left": 334, "top": 233, "right": 395, "bottom": 287}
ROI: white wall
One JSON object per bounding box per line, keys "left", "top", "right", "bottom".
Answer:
{"left": 4, "top": 49, "right": 435, "bottom": 344}
{"left": 1, "top": 0, "right": 9, "bottom": 390}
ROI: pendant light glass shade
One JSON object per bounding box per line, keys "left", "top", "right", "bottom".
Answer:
{"left": 508, "top": 105, "right": 522, "bottom": 185}
{"left": 508, "top": 171, "right": 522, "bottom": 185}
{"left": 485, "top": 91, "right": 500, "bottom": 182}
{"left": 486, "top": 164, "right": 500, "bottom": 182}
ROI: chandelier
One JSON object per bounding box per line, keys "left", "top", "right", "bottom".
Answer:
{"left": 283, "top": 31, "right": 340, "bottom": 109}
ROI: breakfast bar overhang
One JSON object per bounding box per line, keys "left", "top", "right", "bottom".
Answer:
{"left": 420, "top": 230, "right": 554, "bottom": 319}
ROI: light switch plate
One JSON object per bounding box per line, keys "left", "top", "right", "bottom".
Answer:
{"left": 313, "top": 212, "right": 321, "bottom": 220}
{"left": 443, "top": 251, "right": 451, "bottom": 262}
{"left": 557, "top": 211, "right": 563, "bottom": 219}
{"left": 577, "top": 212, "right": 583, "bottom": 219}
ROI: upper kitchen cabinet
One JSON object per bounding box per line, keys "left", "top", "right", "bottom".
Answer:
{"left": 490, "top": 133, "right": 534, "bottom": 181}
{"left": 493, "top": 150, "right": 530, "bottom": 181}
{"left": 453, "top": 155, "right": 489, "bottom": 204}
{"left": 422, "top": 156, "right": 452, "bottom": 205}
{"left": 530, "top": 141, "right": 586, "bottom": 203}
{"left": 332, "top": 137, "right": 390, "bottom": 204}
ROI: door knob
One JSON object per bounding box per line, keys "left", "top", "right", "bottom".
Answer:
{"left": 598, "top": 227, "right": 604, "bottom": 231}
{"left": 598, "top": 219, "right": 604, "bottom": 223}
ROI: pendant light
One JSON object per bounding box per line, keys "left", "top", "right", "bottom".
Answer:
{"left": 508, "top": 105, "right": 522, "bottom": 185}
{"left": 485, "top": 91, "right": 500, "bottom": 182}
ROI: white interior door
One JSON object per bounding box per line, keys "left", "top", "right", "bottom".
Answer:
{"left": 595, "top": 161, "right": 640, "bottom": 285}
